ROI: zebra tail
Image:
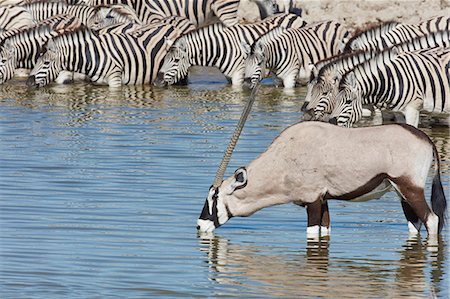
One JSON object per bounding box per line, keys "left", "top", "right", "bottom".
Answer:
{"left": 431, "top": 142, "right": 447, "bottom": 233}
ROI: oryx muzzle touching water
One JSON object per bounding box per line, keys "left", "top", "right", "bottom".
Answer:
{"left": 197, "top": 122, "right": 447, "bottom": 236}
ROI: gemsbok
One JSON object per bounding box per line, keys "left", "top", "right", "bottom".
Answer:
{"left": 197, "top": 121, "right": 447, "bottom": 237}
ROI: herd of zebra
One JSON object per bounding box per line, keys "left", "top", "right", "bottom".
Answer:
{"left": 0, "top": 0, "right": 449, "bottom": 127}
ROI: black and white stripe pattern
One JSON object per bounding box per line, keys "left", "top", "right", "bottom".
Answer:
{"left": 0, "top": 6, "right": 34, "bottom": 31}
{"left": 304, "top": 30, "right": 450, "bottom": 120}
{"left": 0, "top": 14, "right": 81, "bottom": 83}
{"left": 329, "top": 46, "right": 450, "bottom": 127}
{"left": 154, "top": 13, "right": 306, "bottom": 87}
{"left": 78, "top": 0, "right": 246, "bottom": 27}
{"left": 22, "top": 1, "right": 140, "bottom": 29}
{"left": 345, "top": 16, "right": 450, "bottom": 52}
{"left": 28, "top": 18, "right": 195, "bottom": 87}
{"left": 243, "top": 20, "right": 350, "bottom": 89}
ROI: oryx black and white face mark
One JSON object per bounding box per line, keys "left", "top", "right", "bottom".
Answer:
{"left": 197, "top": 168, "right": 248, "bottom": 233}
{"left": 197, "top": 186, "right": 221, "bottom": 233}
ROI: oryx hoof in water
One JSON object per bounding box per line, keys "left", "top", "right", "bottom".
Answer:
{"left": 197, "top": 122, "right": 447, "bottom": 239}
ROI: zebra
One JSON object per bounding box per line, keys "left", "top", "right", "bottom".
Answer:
{"left": 0, "top": 6, "right": 34, "bottom": 31}
{"left": 76, "top": 0, "right": 275, "bottom": 27}
{"left": 303, "top": 30, "right": 450, "bottom": 121}
{"left": 27, "top": 17, "right": 195, "bottom": 87}
{"left": 328, "top": 46, "right": 450, "bottom": 128}
{"left": 0, "top": 14, "right": 82, "bottom": 84}
{"left": 154, "top": 13, "right": 306, "bottom": 87}
{"left": 345, "top": 16, "right": 450, "bottom": 52}
{"left": 243, "top": 20, "right": 350, "bottom": 89}
{"left": 22, "top": 1, "right": 141, "bottom": 29}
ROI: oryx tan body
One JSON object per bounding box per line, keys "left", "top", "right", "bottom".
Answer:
{"left": 198, "top": 122, "right": 446, "bottom": 237}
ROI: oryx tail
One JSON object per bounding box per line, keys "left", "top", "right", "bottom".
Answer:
{"left": 431, "top": 139, "right": 447, "bottom": 233}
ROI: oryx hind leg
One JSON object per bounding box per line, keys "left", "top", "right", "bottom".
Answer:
{"left": 306, "top": 199, "right": 330, "bottom": 236}
{"left": 400, "top": 201, "right": 422, "bottom": 234}
{"left": 391, "top": 179, "right": 438, "bottom": 235}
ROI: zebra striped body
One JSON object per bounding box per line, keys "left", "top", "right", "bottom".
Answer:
{"left": 0, "top": 6, "right": 34, "bottom": 30}
{"left": 346, "top": 16, "right": 450, "bottom": 52}
{"left": 329, "top": 47, "right": 450, "bottom": 127}
{"left": 28, "top": 19, "right": 194, "bottom": 87}
{"left": 154, "top": 13, "right": 306, "bottom": 87}
{"left": 305, "top": 30, "right": 450, "bottom": 120}
{"left": 244, "top": 20, "right": 349, "bottom": 89}
{"left": 78, "top": 0, "right": 243, "bottom": 27}
{"left": 22, "top": 2, "right": 140, "bottom": 29}
{"left": 0, "top": 14, "right": 81, "bottom": 83}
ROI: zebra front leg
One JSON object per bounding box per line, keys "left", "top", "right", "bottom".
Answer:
{"left": 404, "top": 104, "right": 420, "bottom": 127}
{"left": 306, "top": 199, "right": 330, "bottom": 237}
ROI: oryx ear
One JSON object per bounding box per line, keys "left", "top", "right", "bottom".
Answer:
{"left": 228, "top": 167, "right": 248, "bottom": 194}
{"left": 241, "top": 41, "right": 251, "bottom": 55}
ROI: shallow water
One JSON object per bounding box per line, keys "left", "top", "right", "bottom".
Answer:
{"left": 0, "top": 71, "right": 449, "bottom": 298}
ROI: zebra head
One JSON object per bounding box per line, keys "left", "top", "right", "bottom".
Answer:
{"left": 197, "top": 167, "right": 248, "bottom": 233}
{"left": 155, "top": 37, "right": 190, "bottom": 87}
{"left": 27, "top": 40, "right": 63, "bottom": 88}
{"left": 0, "top": 41, "right": 16, "bottom": 84}
{"left": 312, "top": 72, "right": 343, "bottom": 120}
{"left": 89, "top": 5, "right": 142, "bottom": 30}
{"left": 328, "top": 73, "right": 363, "bottom": 127}
{"left": 243, "top": 41, "right": 266, "bottom": 88}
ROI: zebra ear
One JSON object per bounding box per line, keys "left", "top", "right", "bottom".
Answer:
{"left": 241, "top": 42, "right": 251, "bottom": 55}
{"left": 177, "top": 38, "right": 187, "bottom": 53}
{"left": 164, "top": 37, "right": 174, "bottom": 49}
{"left": 309, "top": 63, "right": 318, "bottom": 78}
{"left": 347, "top": 72, "right": 357, "bottom": 89}
{"left": 391, "top": 45, "right": 400, "bottom": 56}
{"left": 332, "top": 72, "right": 342, "bottom": 84}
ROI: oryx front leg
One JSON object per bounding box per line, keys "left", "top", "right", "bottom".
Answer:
{"left": 306, "top": 199, "right": 330, "bottom": 237}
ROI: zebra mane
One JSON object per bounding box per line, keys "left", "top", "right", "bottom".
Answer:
{"left": 0, "top": 20, "right": 76, "bottom": 49}
{"left": 315, "top": 49, "right": 373, "bottom": 79}
{"left": 24, "top": 0, "right": 68, "bottom": 7}
{"left": 344, "top": 20, "right": 400, "bottom": 52}
{"left": 250, "top": 26, "right": 286, "bottom": 54}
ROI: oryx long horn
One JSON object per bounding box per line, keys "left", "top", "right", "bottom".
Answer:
{"left": 213, "top": 84, "right": 259, "bottom": 188}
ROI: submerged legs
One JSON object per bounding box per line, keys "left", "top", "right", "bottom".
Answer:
{"left": 391, "top": 179, "right": 439, "bottom": 235}
{"left": 306, "top": 200, "right": 330, "bottom": 236}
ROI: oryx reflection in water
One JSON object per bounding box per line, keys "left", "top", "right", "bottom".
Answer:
{"left": 198, "top": 234, "right": 446, "bottom": 298}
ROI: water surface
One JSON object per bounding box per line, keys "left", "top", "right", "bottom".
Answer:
{"left": 0, "top": 71, "right": 449, "bottom": 298}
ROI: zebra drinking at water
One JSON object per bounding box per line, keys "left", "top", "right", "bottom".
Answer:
{"left": 303, "top": 30, "right": 450, "bottom": 121}
{"left": 243, "top": 21, "right": 350, "bottom": 89}
{"left": 0, "top": 14, "right": 82, "bottom": 84}
{"left": 27, "top": 17, "right": 195, "bottom": 87}
{"left": 154, "top": 13, "right": 306, "bottom": 87}
{"left": 328, "top": 47, "right": 450, "bottom": 127}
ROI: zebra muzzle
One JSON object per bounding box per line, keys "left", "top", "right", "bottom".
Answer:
{"left": 328, "top": 117, "right": 338, "bottom": 125}
{"left": 243, "top": 78, "right": 255, "bottom": 90}
{"left": 153, "top": 73, "right": 167, "bottom": 87}
{"left": 26, "top": 75, "right": 37, "bottom": 87}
